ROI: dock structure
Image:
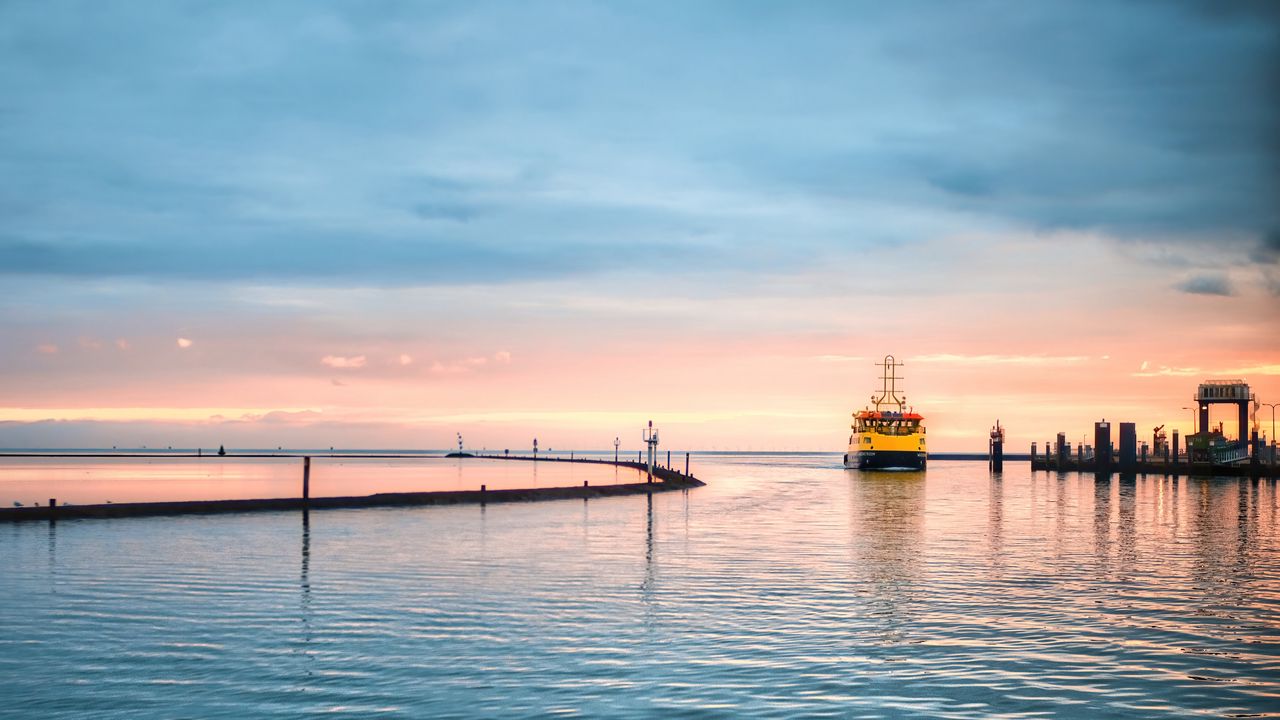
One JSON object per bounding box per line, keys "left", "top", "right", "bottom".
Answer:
{"left": 0, "top": 455, "right": 704, "bottom": 523}
{"left": 1029, "top": 379, "right": 1277, "bottom": 478}
{"left": 1030, "top": 419, "right": 1277, "bottom": 478}
{"left": 1030, "top": 446, "right": 1276, "bottom": 478}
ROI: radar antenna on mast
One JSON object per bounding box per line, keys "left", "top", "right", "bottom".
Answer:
{"left": 873, "top": 355, "right": 906, "bottom": 412}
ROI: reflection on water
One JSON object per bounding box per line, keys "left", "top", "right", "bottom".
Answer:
{"left": 298, "top": 510, "right": 314, "bottom": 689}
{"left": 1, "top": 457, "right": 1278, "bottom": 719}
{"left": 988, "top": 473, "right": 1003, "bottom": 579}
{"left": 641, "top": 492, "right": 656, "bottom": 629}
{"left": 849, "top": 471, "right": 925, "bottom": 648}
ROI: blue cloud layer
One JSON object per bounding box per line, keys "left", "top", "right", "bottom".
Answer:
{"left": 1, "top": 1, "right": 1276, "bottom": 284}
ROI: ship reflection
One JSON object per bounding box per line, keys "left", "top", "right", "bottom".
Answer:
{"left": 848, "top": 471, "right": 925, "bottom": 647}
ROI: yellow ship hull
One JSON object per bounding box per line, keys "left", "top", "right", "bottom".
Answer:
{"left": 844, "top": 432, "right": 927, "bottom": 470}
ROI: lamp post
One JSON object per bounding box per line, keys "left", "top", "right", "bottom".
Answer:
{"left": 1180, "top": 406, "right": 1196, "bottom": 462}
{"left": 1261, "top": 402, "right": 1278, "bottom": 460}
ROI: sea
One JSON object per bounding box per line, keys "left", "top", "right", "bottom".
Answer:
{"left": 1, "top": 453, "right": 1277, "bottom": 719}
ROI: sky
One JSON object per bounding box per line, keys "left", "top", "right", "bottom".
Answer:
{"left": 2, "top": 1, "right": 1278, "bottom": 452}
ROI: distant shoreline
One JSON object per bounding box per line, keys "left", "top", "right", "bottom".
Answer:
{"left": 0, "top": 450, "right": 1018, "bottom": 460}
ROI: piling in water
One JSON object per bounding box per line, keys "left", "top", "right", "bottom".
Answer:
{"left": 1119, "top": 422, "right": 1137, "bottom": 470}
{"left": 1094, "top": 421, "right": 1112, "bottom": 474}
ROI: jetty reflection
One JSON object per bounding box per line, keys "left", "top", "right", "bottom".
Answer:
{"left": 298, "top": 510, "right": 314, "bottom": 685}
{"left": 641, "top": 492, "right": 656, "bottom": 628}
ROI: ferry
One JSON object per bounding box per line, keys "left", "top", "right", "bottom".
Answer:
{"left": 844, "top": 355, "right": 927, "bottom": 471}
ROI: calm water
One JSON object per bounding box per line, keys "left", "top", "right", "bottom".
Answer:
{"left": 2, "top": 455, "right": 1278, "bottom": 718}
{"left": 0, "top": 456, "right": 645, "bottom": 505}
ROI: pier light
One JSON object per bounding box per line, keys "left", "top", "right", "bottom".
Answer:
{"left": 1262, "top": 402, "right": 1279, "bottom": 455}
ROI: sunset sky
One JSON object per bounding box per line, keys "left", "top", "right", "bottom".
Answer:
{"left": 2, "top": 2, "right": 1278, "bottom": 452}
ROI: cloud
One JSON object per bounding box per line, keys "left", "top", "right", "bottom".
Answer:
{"left": 115, "top": 338, "right": 130, "bottom": 350}
{"left": 913, "top": 354, "right": 1090, "bottom": 366}
{"left": 36, "top": 344, "right": 58, "bottom": 355}
{"left": 0, "top": 2, "right": 1273, "bottom": 291}
{"left": 1250, "top": 229, "right": 1280, "bottom": 263}
{"left": 1224, "top": 364, "right": 1280, "bottom": 377}
{"left": 331, "top": 378, "right": 347, "bottom": 386}
{"left": 1133, "top": 363, "right": 1280, "bottom": 378}
{"left": 428, "top": 355, "right": 492, "bottom": 374}
{"left": 321, "top": 355, "right": 366, "bottom": 369}
{"left": 256, "top": 410, "right": 324, "bottom": 424}
{"left": 398, "top": 353, "right": 413, "bottom": 366}
{"left": 176, "top": 337, "right": 193, "bottom": 348}
{"left": 1132, "top": 365, "right": 1201, "bottom": 377}
{"left": 493, "top": 351, "right": 511, "bottom": 364}
{"left": 1176, "top": 273, "right": 1233, "bottom": 296}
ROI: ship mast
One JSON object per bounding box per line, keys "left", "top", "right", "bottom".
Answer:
{"left": 872, "top": 355, "right": 906, "bottom": 412}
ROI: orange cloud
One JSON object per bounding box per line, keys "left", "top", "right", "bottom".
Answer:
{"left": 322, "top": 355, "right": 366, "bottom": 369}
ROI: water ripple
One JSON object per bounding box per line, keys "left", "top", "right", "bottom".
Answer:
{"left": 1, "top": 458, "right": 1277, "bottom": 718}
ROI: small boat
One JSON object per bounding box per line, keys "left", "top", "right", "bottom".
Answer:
{"left": 844, "top": 355, "right": 927, "bottom": 471}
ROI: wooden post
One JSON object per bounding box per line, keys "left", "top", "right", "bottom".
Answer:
{"left": 667, "top": 450, "right": 671, "bottom": 468}
{"left": 49, "top": 498, "right": 57, "bottom": 519}
{"left": 302, "top": 457, "right": 311, "bottom": 503}
{"left": 583, "top": 480, "right": 588, "bottom": 488}
{"left": 685, "top": 452, "right": 690, "bottom": 476}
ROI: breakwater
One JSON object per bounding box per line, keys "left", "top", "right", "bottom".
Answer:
{"left": 0, "top": 457, "right": 704, "bottom": 523}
